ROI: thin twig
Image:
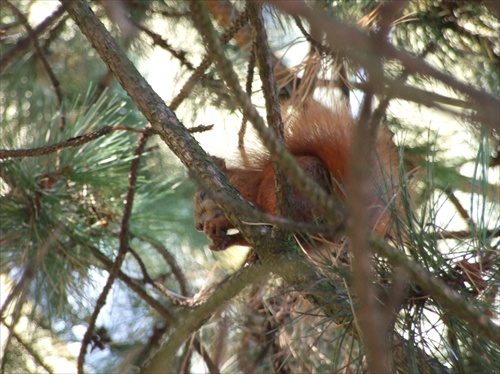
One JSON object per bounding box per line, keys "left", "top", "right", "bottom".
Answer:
{"left": 41, "top": 14, "right": 69, "bottom": 50}
{"left": 77, "top": 132, "right": 149, "bottom": 373}
{"left": 132, "top": 20, "right": 195, "bottom": 71}
{"left": 87, "top": 244, "right": 175, "bottom": 323}
{"left": 347, "top": 4, "right": 408, "bottom": 371}
{"left": 238, "top": 40, "right": 256, "bottom": 151}
{"left": 335, "top": 78, "right": 474, "bottom": 111}
{"left": 120, "top": 244, "right": 189, "bottom": 305}
{"left": 247, "top": 3, "right": 291, "bottom": 221}
{"left": 1, "top": 319, "right": 55, "bottom": 374}
{"left": 145, "top": 239, "right": 190, "bottom": 297}
{"left": 0, "top": 2, "right": 68, "bottom": 72}
{"left": 86, "top": 244, "right": 224, "bottom": 372}
{"left": 179, "top": 337, "right": 194, "bottom": 373}
{"left": 273, "top": 1, "right": 500, "bottom": 134}
{"left": 204, "top": 0, "right": 300, "bottom": 98}
{"left": 442, "top": 186, "right": 471, "bottom": 224}
{"left": 143, "top": 260, "right": 275, "bottom": 372}
{"left": 188, "top": 124, "right": 214, "bottom": 134}
{"left": 0, "top": 125, "right": 153, "bottom": 159}
{"left": 191, "top": 337, "right": 219, "bottom": 374}
{"left": 0, "top": 226, "right": 61, "bottom": 317}
{"left": 0, "top": 225, "right": 62, "bottom": 374}
{"left": 436, "top": 228, "right": 499, "bottom": 240}
{"left": 127, "top": 246, "right": 154, "bottom": 284}
{"left": 91, "top": 244, "right": 217, "bottom": 372}
{"left": 2, "top": 0, "right": 66, "bottom": 130}
{"left": 372, "top": 234, "right": 500, "bottom": 345}
{"left": 169, "top": 9, "right": 249, "bottom": 110}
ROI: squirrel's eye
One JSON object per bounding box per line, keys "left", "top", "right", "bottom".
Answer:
{"left": 199, "top": 191, "right": 206, "bottom": 201}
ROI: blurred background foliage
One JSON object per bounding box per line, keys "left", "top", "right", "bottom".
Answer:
{"left": 0, "top": 0, "right": 498, "bottom": 373}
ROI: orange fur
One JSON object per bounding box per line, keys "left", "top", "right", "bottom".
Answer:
{"left": 194, "top": 101, "right": 398, "bottom": 251}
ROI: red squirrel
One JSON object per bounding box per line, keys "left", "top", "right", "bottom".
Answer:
{"left": 194, "top": 100, "right": 398, "bottom": 252}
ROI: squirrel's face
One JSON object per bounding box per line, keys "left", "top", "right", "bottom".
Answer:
{"left": 193, "top": 189, "right": 222, "bottom": 232}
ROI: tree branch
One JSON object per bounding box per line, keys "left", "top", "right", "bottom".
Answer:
{"left": 372, "top": 235, "right": 500, "bottom": 345}
{"left": 77, "top": 132, "right": 148, "bottom": 373}
{"left": 1, "top": 319, "right": 56, "bottom": 374}
{"left": 62, "top": 2, "right": 491, "bottom": 372}
{"left": 64, "top": 0, "right": 265, "bottom": 253}
{"left": 87, "top": 244, "right": 218, "bottom": 373}
{"left": 0, "top": 125, "right": 151, "bottom": 159}
{"left": 143, "top": 237, "right": 190, "bottom": 297}
{"left": 273, "top": 1, "right": 499, "bottom": 134}
{"left": 142, "top": 260, "right": 276, "bottom": 372}
{"left": 169, "top": 9, "right": 249, "bottom": 111}
{"left": 0, "top": 2, "right": 68, "bottom": 73}
{"left": 189, "top": 0, "right": 343, "bottom": 232}
{"left": 247, "top": 3, "right": 292, "bottom": 222}
{"left": 2, "top": 0, "right": 66, "bottom": 130}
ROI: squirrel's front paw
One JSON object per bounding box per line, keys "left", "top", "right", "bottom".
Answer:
{"left": 205, "top": 216, "right": 250, "bottom": 251}
{"left": 204, "top": 216, "right": 229, "bottom": 240}
{"left": 204, "top": 216, "right": 232, "bottom": 251}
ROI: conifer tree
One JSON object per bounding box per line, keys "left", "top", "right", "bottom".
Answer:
{"left": 0, "top": 1, "right": 498, "bottom": 372}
